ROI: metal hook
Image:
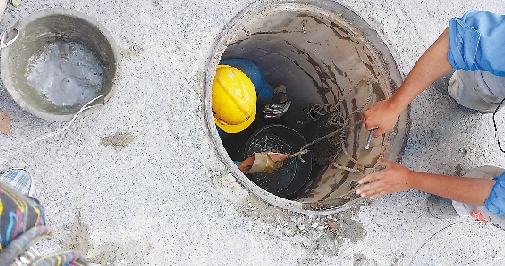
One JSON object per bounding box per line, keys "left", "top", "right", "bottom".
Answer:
{"left": 0, "top": 28, "right": 19, "bottom": 49}
{"left": 365, "top": 127, "right": 378, "bottom": 150}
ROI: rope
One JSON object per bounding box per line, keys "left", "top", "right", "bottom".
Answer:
{"left": 492, "top": 98, "right": 505, "bottom": 153}
{"left": 409, "top": 221, "right": 485, "bottom": 266}
{"left": 0, "top": 28, "right": 19, "bottom": 50}
{"left": 297, "top": 79, "right": 373, "bottom": 161}
{"left": 0, "top": 95, "right": 104, "bottom": 155}
{"left": 27, "top": 95, "right": 104, "bottom": 145}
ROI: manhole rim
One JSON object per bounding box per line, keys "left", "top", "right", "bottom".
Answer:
{"left": 204, "top": 0, "right": 408, "bottom": 215}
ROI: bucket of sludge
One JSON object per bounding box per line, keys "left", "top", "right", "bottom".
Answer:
{"left": 1, "top": 8, "right": 120, "bottom": 121}
{"left": 243, "top": 124, "right": 312, "bottom": 199}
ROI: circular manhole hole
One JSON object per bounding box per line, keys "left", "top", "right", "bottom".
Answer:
{"left": 205, "top": 0, "right": 408, "bottom": 215}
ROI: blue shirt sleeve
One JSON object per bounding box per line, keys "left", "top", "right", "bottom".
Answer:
{"left": 485, "top": 172, "right": 505, "bottom": 215}
{"left": 448, "top": 10, "right": 505, "bottom": 76}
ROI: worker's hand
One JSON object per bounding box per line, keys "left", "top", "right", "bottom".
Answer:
{"left": 266, "top": 152, "right": 289, "bottom": 163}
{"left": 238, "top": 154, "right": 255, "bottom": 172}
{"left": 355, "top": 159, "right": 413, "bottom": 199}
{"left": 240, "top": 152, "right": 289, "bottom": 173}
{"left": 364, "top": 98, "right": 403, "bottom": 138}
{"left": 262, "top": 152, "right": 288, "bottom": 173}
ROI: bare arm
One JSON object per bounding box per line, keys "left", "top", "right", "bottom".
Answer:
{"left": 364, "top": 28, "right": 454, "bottom": 136}
{"left": 237, "top": 155, "right": 255, "bottom": 172}
{"left": 356, "top": 160, "right": 495, "bottom": 206}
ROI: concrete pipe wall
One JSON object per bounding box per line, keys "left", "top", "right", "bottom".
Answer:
{"left": 206, "top": 0, "right": 408, "bottom": 215}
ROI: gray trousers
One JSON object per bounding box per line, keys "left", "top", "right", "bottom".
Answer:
{"left": 452, "top": 166, "right": 505, "bottom": 229}
{"left": 449, "top": 70, "right": 505, "bottom": 112}
{"left": 447, "top": 71, "right": 505, "bottom": 228}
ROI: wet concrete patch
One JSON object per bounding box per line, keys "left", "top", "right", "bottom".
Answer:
{"left": 60, "top": 213, "right": 92, "bottom": 254}
{"left": 59, "top": 213, "right": 151, "bottom": 265}
{"left": 211, "top": 168, "right": 367, "bottom": 247}
{"left": 91, "top": 240, "right": 152, "bottom": 265}
{"left": 235, "top": 192, "right": 300, "bottom": 233}
{"left": 353, "top": 253, "right": 373, "bottom": 266}
{"left": 327, "top": 206, "right": 365, "bottom": 242}
{"left": 341, "top": 250, "right": 403, "bottom": 266}
{"left": 101, "top": 132, "right": 140, "bottom": 152}
{"left": 120, "top": 44, "right": 145, "bottom": 59}
{"left": 227, "top": 179, "right": 366, "bottom": 257}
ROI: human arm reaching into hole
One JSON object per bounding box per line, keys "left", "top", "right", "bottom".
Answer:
{"left": 366, "top": 10, "right": 505, "bottom": 135}
{"left": 364, "top": 29, "right": 453, "bottom": 137}
{"left": 359, "top": 10, "right": 505, "bottom": 215}
{"left": 355, "top": 159, "right": 495, "bottom": 206}
{"left": 237, "top": 155, "right": 255, "bottom": 172}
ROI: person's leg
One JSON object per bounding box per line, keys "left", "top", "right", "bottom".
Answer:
{"left": 0, "top": 180, "right": 92, "bottom": 265}
{"left": 0, "top": 180, "right": 45, "bottom": 251}
{"left": 448, "top": 70, "right": 505, "bottom": 112}
{"left": 452, "top": 166, "right": 505, "bottom": 229}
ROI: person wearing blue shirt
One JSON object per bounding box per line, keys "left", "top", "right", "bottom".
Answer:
{"left": 220, "top": 59, "right": 274, "bottom": 105}
{"left": 214, "top": 59, "right": 291, "bottom": 173}
{"left": 356, "top": 10, "right": 505, "bottom": 228}
{"left": 447, "top": 10, "right": 505, "bottom": 113}
{"left": 215, "top": 58, "right": 275, "bottom": 141}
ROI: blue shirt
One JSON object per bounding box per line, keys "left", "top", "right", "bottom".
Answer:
{"left": 448, "top": 10, "right": 505, "bottom": 76}
{"left": 485, "top": 172, "right": 505, "bottom": 215}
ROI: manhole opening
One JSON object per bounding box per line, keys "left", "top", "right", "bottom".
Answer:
{"left": 206, "top": 0, "right": 408, "bottom": 214}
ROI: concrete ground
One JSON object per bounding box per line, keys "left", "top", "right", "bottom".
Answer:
{"left": 1, "top": 0, "right": 505, "bottom": 265}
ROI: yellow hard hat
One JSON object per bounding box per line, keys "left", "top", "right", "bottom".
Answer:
{"left": 212, "top": 64, "right": 256, "bottom": 133}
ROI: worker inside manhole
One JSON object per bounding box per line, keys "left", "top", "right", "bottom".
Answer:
{"left": 212, "top": 58, "right": 354, "bottom": 199}
{"left": 212, "top": 59, "right": 293, "bottom": 173}
{"left": 208, "top": 3, "right": 408, "bottom": 211}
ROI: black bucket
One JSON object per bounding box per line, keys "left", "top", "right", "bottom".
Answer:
{"left": 243, "top": 125, "right": 312, "bottom": 198}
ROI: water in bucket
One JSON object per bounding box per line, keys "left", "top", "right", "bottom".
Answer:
{"left": 26, "top": 41, "right": 103, "bottom": 106}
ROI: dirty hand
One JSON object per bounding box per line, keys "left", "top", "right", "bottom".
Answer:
{"left": 263, "top": 152, "right": 289, "bottom": 173}
{"left": 242, "top": 152, "right": 289, "bottom": 174}
{"left": 238, "top": 155, "right": 256, "bottom": 172}
{"left": 364, "top": 98, "right": 403, "bottom": 138}
{"left": 266, "top": 152, "right": 289, "bottom": 163}
{"left": 355, "top": 159, "right": 412, "bottom": 199}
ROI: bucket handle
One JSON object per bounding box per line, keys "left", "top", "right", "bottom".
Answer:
{"left": 0, "top": 28, "right": 19, "bottom": 50}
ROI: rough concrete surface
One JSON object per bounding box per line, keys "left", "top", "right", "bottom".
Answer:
{"left": 1, "top": 0, "right": 505, "bottom": 265}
